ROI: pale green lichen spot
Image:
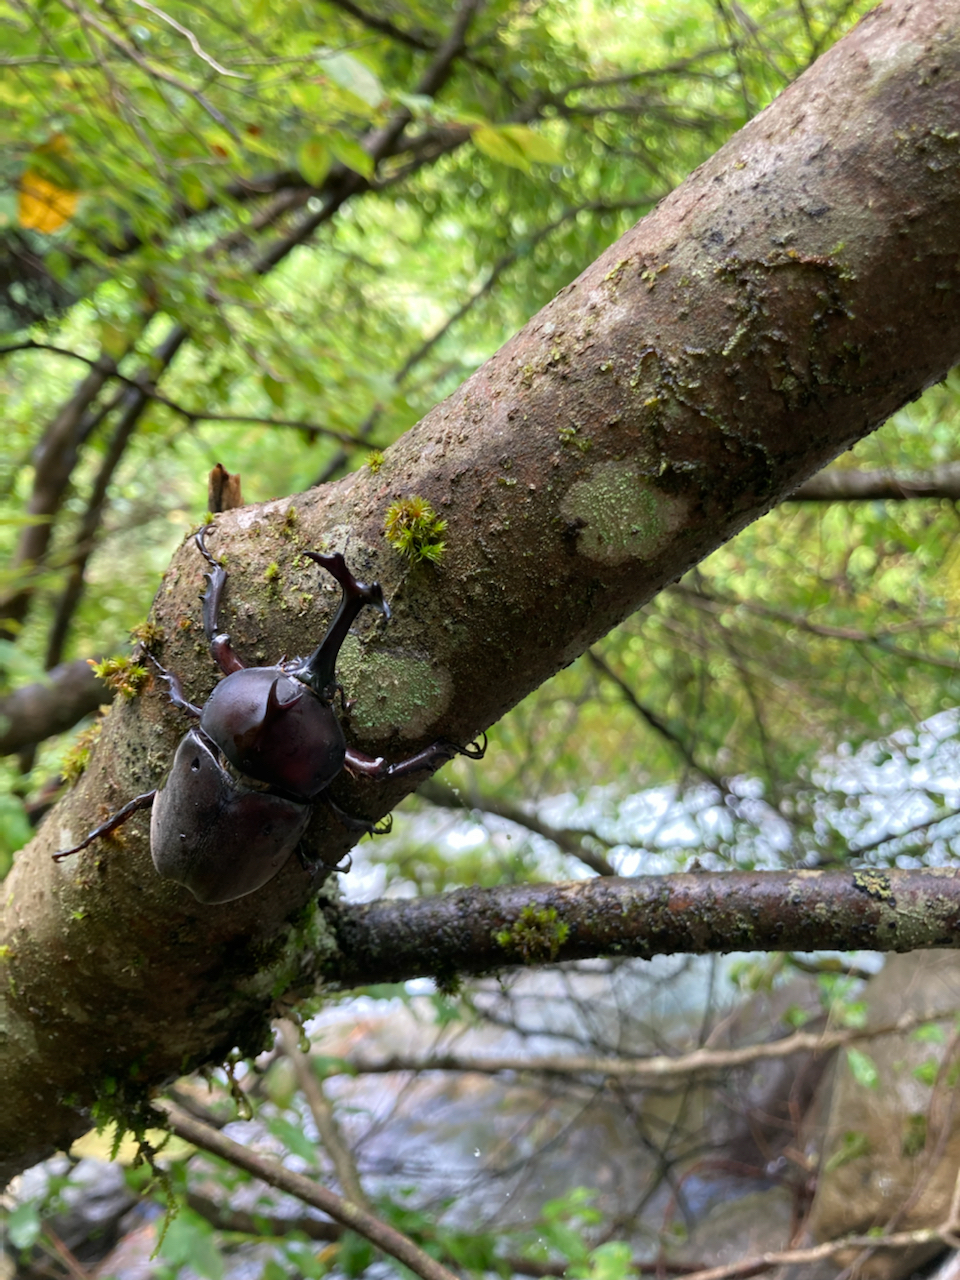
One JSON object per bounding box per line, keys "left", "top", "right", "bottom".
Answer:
{"left": 561, "top": 461, "right": 687, "bottom": 565}
{"left": 337, "top": 638, "right": 452, "bottom": 739}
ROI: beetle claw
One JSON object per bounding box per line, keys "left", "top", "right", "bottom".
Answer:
{"left": 459, "top": 732, "right": 488, "bottom": 760}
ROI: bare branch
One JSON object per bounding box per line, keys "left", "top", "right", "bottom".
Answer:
{"left": 155, "top": 1100, "right": 462, "bottom": 1280}
{"left": 335, "top": 1007, "right": 950, "bottom": 1082}
{"left": 675, "top": 586, "right": 960, "bottom": 673}
{"left": 275, "top": 1019, "right": 370, "bottom": 1209}
{"left": 791, "top": 460, "right": 960, "bottom": 500}
{"left": 129, "top": 0, "right": 249, "bottom": 78}
{"left": 417, "top": 777, "right": 617, "bottom": 877}
{"left": 0, "top": 659, "right": 109, "bottom": 757}
{"left": 586, "top": 649, "right": 730, "bottom": 796}
{"left": 55, "top": 0, "right": 240, "bottom": 136}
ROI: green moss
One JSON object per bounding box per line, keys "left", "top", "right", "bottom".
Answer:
{"left": 383, "top": 496, "right": 447, "bottom": 565}
{"left": 558, "top": 423, "right": 591, "bottom": 453}
{"left": 495, "top": 905, "right": 569, "bottom": 964}
{"left": 62, "top": 720, "right": 104, "bottom": 786}
{"left": 901, "top": 1113, "right": 927, "bottom": 1158}
{"left": 264, "top": 561, "right": 281, "bottom": 584}
{"left": 366, "top": 449, "right": 385, "bottom": 474}
{"left": 129, "top": 620, "right": 165, "bottom": 653}
{"left": 281, "top": 506, "right": 298, "bottom": 539}
{"left": 89, "top": 656, "right": 149, "bottom": 700}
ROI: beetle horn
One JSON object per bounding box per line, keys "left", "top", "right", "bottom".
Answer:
{"left": 293, "top": 552, "right": 389, "bottom": 696}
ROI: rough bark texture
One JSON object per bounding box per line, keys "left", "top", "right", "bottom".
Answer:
{"left": 2, "top": 0, "right": 960, "bottom": 1181}
{"left": 318, "top": 869, "right": 960, "bottom": 987}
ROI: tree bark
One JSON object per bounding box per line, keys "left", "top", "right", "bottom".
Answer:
{"left": 2, "top": 0, "right": 960, "bottom": 1182}
{"left": 318, "top": 869, "right": 960, "bottom": 988}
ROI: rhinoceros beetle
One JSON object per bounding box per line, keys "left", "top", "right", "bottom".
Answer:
{"left": 54, "top": 528, "right": 485, "bottom": 904}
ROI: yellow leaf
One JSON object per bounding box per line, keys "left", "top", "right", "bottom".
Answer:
{"left": 18, "top": 170, "right": 78, "bottom": 233}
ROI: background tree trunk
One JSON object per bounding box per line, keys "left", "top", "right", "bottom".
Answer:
{"left": 2, "top": 0, "right": 959, "bottom": 1182}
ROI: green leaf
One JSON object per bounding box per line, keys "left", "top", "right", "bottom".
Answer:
{"left": 571, "top": 1241, "right": 634, "bottom": 1280}
{"left": 472, "top": 124, "right": 531, "bottom": 172}
{"left": 8, "top": 1202, "right": 41, "bottom": 1250}
{"left": 265, "top": 1114, "right": 319, "bottom": 1165}
{"left": 262, "top": 373, "right": 286, "bottom": 408}
{"left": 913, "top": 1058, "right": 939, "bottom": 1086}
{"left": 316, "top": 51, "right": 385, "bottom": 109}
{"left": 297, "top": 138, "right": 331, "bottom": 187}
{"left": 159, "top": 1210, "right": 224, "bottom": 1280}
{"left": 846, "top": 1047, "right": 879, "bottom": 1089}
{"left": 499, "top": 124, "right": 563, "bottom": 164}
{"left": 329, "top": 132, "right": 374, "bottom": 180}
{"left": 824, "top": 1129, "right": 871, "bottom": 1173}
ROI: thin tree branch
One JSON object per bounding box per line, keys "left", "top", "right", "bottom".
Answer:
{"left": 255, "top": 0, "right": 482, "bottom": 271}
{"left": 791, "top": 461, "right": 960, "bottom": 500}
{"left": 154, "top": 1100, "right": 462, "bottom": 1280}
{"left": 0, "top": 659, "right": 109, "bottom": 756}
{"left": 586, "top": 649, "right": 730, "bottom": 796}
{"left": 333, "top": 1007, "right": 948, "bottom": 1083}
{"left": 327, "top": 0, "right": 437, "bottom": 50}
{"left": 129, "top": 0, "right": 248, "bottom": 78}
{"left": 55, "top": 0, "right": 240, "bottom": 135}
{"left": 417, "top": 778, "right": 617, "bottom": 877}
{"left": 275, "top": 1019, "right": 371, "bottom": 1210}
{"left": 675, "top": 587, "right": 960, "bottom": 673}
{"left": 0, "top": 344, "right": 373, "bottom": 445}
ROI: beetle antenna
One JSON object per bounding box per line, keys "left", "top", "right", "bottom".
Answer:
{"left": 293, "top": 552, "right": 389, "bottom": 697}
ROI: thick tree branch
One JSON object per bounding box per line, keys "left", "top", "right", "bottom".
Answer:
{"left": 3, "top": 0, "right": 960, "bottom": 1182}
{"left": 317, "top": 869, "right": 960, "bottom": 989}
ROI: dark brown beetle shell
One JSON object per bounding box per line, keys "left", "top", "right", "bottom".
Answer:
{"left": 150, "top": 728, "right": 310, "bottom": 903}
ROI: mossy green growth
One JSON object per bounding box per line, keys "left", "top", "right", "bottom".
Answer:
{"left": 89, "top": 656, "right": 148, "bottom": 700}
{"left": 495, "top": 905, "right": 569, "bottom": 964}
{"left": 366, "top": 449, "right": 385, "bottom": 474}
{"left": 129, "top": 620, "right": 165, "bottom": 653}
{"left": 264, "top": 561, "right": 281, "bottom": 584}
{"left": 62, "top": 720, "right": 104, "bottom": 786}
{"left": 383, "top": 496, "right": 447, "bottom": 564}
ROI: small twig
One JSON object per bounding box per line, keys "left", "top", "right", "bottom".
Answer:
{"left": 130, "top": 0, "right": 249, "bottom": 77}
{"left": 418, "top": 777, "right": 617, "bottom": 877}
{"left": 586, "top": 648, "right": 730, "bottom": 796}
{"left": 327, "top": 1007, "right": 955, "bottom": 1082}
{"left": 275, "top": 1019, "right": 371, "bottom": 1210}
{"left": 55, "top": 0, "right": 240, "bottom": 136}
{"left": 155, "top": 1099, "right": 461, "bottom": 1280}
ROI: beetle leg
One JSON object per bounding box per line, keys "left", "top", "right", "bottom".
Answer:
{"left": 52, "top": 790, "right": 156, "bottom": 861}
{"left": 344, "top": 733, "right": 487, "bottom": 781}
{"left": 195, "top": 526, "right": 245, "bottom": 675}
{"left": 146, "top": 654, "right": 202, "bottom": 719}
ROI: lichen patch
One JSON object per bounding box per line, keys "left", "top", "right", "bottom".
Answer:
{"left": 560, "top": 461, "right": 688, "bottom": 565}
{"left": 337, "top": 638, "right": 452, "bottom": 739}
